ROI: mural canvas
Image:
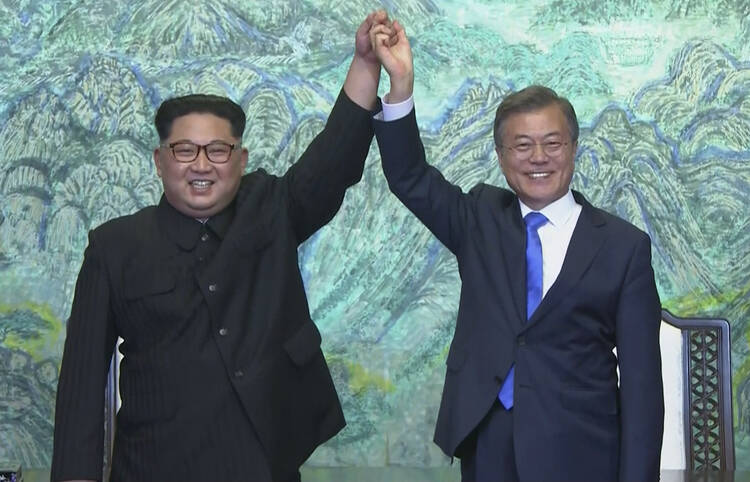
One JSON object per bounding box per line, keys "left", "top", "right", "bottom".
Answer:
{"left": 1, "top": 0, "right": 749, "bottom": 469}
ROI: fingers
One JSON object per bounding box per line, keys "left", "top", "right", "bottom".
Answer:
{"left": 369, "top": 23, "right": 394, "bottom": 48}
{"left": 381, "top": 19, "right": 403, "bottom": 47}
{"left": 392, "top": 20, "right": 409, "bottom": 46}
{"left": 364, "top": 11, "right": 394, "bottom": 32}
{"left": 358, "top": 15, "right": 370, "bottom": 34}
{"left": 370, "top": 21, "right": 408, "bottom": 51}
{"left": 363, "top": 11, "right": 407, "bottom": 69}
{"left": 357, "top": 12, "right": 376, "bottom": 37}
{"left": 371, "top": 23, "right": 398, "bottom": 48}
{"left": 369, "top": 24, "right": 393, "bottom": 38}
{"left": 359, "top": 10, "right": 383, "bottom": 31}
{"left": 358, "top": 10, "right": 393, "bottom": 47}
{"left": 364, "top": 10, "right": 390, "bottom": 32}
{"left": 372, "top": 9, "right": 388, "bottom": 25}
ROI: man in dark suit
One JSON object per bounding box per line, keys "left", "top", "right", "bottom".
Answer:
{"left": 369, "top": 22, "right": 664, "bottom": 481}
{"left": 51, "top": 11, "right": 393, "bottom": 482}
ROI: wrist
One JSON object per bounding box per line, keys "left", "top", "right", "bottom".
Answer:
{"left": 343, "top": 56, "right": 381, "bottom": 110}
{"left": 388, "top": 74, "right": 414, "bottom": 104}
{"left": 352, "top": 53, "right": 380, "bottom": 72}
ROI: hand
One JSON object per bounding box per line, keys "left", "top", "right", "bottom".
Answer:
{"left": 354, "top": 10, "right": 392, "bottom": 65}
{"left": 370, "top": 20, "right": 414, "bottom": 103}
{"left": 344, "top": 10, "right": 393, "bottom": 109}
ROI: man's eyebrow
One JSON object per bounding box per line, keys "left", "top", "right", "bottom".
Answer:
{"left": 168, "top": 138, "right": 232, "bottom": 143}
{"left": 512, "top": 131, "right": 564, "bottom": 141}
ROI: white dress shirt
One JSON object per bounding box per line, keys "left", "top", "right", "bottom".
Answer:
{"left": 520, "top": 193, "right": 581, "bottom": 297}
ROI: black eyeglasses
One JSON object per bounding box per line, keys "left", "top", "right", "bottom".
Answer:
{"left": 161, "top": 141, "right": 238, "bottom": 164}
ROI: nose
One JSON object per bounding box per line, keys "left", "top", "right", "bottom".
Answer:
{"left": 191, "top": 147, "right": 212, "bottom": 171}
{"left": 529, "top": 143, "right": 547, "bottom": 163}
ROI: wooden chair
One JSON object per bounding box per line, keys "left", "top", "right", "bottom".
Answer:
{"left": 659, "top": 309, "right": 735, "bottom": 470}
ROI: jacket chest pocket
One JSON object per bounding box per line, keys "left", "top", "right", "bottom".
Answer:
{"left": 120, "top": 267, "right": 188, "bottom": 332}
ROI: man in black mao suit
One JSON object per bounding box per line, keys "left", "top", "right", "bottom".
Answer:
{"left": 51, "top": 11, "right": 393, "bottom": 482}
{"left": 369, "top": 22, "right": 664, "bottom": 481}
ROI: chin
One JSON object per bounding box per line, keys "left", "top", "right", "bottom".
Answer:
{"left": 191, "top": 207, "right": 220, "bottom": 218}
{"left": 175, "top": 201, "right": 212, "bottom": 217}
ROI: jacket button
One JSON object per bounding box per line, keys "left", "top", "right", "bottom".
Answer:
{"left": 517, "top": 335, "right": 526, "bottom": 346}
{"left": 208, "top": 283, "right": 217, "bottom": 292}
{"left": 219, "top": 327, "right": 228, "bottom": 336}
{"left": 234, "top": 369, "right": 244, "bottom": 378}
{"left": 201, "top": 233, "right": 209, "bottom": 242}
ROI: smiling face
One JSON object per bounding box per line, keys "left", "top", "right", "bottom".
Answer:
{"left": 496, "top": 104, "right": 576, "bottom": 210}
{"left": 153, "top": 113, "right": 248, "bottom": 218}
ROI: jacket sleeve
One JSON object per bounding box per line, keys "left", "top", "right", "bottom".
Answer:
{"left": 373, "top": 105, "right": 473, "bottom": 255}
{"left": 615, "top": 233, "right": 664, "bottom": 481}
{"left": 283, "top": 89, "right": 375, "bottom": 244}
{"left": 51, "top": 231, "right": 118, "bottom": 481}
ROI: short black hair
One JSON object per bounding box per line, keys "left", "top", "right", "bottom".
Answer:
{"left": 493, "top": 85, "right": 579, "bottom": 147}
{"left": 154, "top": 94, "right": 246, "bottom": 140}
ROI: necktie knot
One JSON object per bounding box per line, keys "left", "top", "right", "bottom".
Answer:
{"left": 524, "top": 211, "right": 548, "bottom": 232}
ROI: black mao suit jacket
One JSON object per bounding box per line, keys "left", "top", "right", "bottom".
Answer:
{"left": 374, "top": 108, "right": 664, "bottom": 481}
{"left": 52, "top": 91, "right": 375, "bottom": 481}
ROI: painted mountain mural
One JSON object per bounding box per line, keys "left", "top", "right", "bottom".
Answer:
{"left": 1, "top": 0, "right": 748, "bottom": 469}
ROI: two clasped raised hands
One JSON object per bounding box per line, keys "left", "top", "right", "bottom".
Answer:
{"left": 367, "top": 12, "right": 415, "bottom": 103}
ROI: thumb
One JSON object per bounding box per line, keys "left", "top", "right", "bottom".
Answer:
{"left": 396, "top": 26, "right": 410, "bottom": 48}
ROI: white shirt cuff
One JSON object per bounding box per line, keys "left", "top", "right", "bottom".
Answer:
{"left": 376, "top": 94, "right": 414, "bottom": 121}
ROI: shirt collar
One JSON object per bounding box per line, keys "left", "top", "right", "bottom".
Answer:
{"left": 519, "top": 190, "right": 578, "bottom": 227}
{"left": 157, "top": 196, "right": 235, "bottom": 250}
{"left": 205, "top": 201, "right": 235, "bottom": 240}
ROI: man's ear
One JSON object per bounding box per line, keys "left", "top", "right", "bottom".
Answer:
{"left": 153, "top": 148, "right": 163, "bottom": 178}
{"left": 495, "top": 146, "right": 504, "bottom": 169}
{"left": 570, "top": 140, "right": 578, "bottom": 168}
{"left": 240, "top": 147, "right": 249, "bottom": 171}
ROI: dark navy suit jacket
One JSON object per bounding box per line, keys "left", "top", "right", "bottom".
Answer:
{"left": 374, "top": 108, "right": 664, "bottom": 481}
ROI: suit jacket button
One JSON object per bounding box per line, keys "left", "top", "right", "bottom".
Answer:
{"left": 219, "top": 327, "right": 228, "bottom": 336}
{"left": 208, "top": 283, "right": 218, "bottom": 292}
{"left": 517, "top": 335, "right": 526, "bottom": 346}
{"left": 201, "top": 233, "right": 209, "bottom": 242}
{"left": 234, "top": 369, "right": 244, "bottom": 378}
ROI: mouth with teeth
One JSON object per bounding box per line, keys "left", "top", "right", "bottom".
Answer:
{"left": 189, "top": 180, "right": 214, "bottom": 190}
{"left": 527, "top": 172, "right": 551, "bottom": 179}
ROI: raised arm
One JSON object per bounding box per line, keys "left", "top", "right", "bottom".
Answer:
{"left": 370, "top": 20, "right": 473, "bottom": 254}
{"left": 284, "top": 12, "right": 393, "bottom": 242}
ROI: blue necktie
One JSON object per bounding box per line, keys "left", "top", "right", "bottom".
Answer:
{"left": 498, "top": 212, "right": 547, "bottom": 409}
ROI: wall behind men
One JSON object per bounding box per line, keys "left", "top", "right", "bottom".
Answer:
{"left": 0, "top": 0, "right": 748, "bottom": 470}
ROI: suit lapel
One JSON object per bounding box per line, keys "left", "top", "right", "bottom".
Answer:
{"left": 495, "top": 195, "right": 527, "bottom": 329}
{"left": 521, "top": 192, "right": 608, "bottom": 332}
